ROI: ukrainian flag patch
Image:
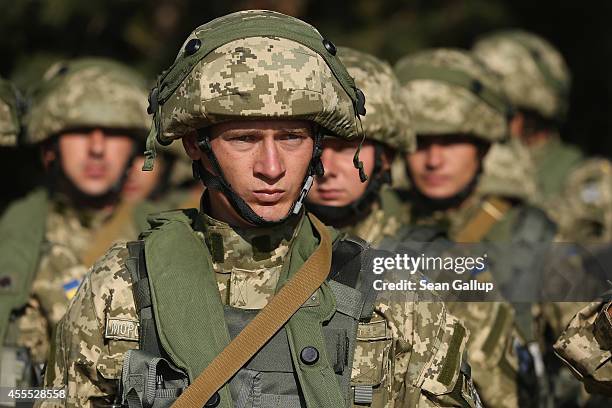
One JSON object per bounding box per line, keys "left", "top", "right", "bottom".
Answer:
{"left": 63, "top": 279, "right": 80, "bottom": 300}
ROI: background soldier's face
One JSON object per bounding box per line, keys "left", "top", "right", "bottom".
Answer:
{"left": 308, "top": 139, "right": 376, "bottom": 206}
{"left": 56, "top": 128, "right": 134, "bottom": 196}
{"left": 122, "top": 155, "right": 165, "bottom": 203}
{"left": 407, "top": 135, "right": 481, "bottom": 200}
{"left": 184, "top": 120, "right": 314, "bottom": 225}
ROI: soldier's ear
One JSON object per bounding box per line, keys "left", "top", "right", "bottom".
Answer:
{"left": 40, "top": 145, "right": 56, "bottom": 170}
{"left": 182, "top": 131, "right": 203, "bottom": 161}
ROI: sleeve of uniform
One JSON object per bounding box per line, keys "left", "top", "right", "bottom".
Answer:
{"left": 371, "top": 280, "right": 480, "bottom": 407}
{"left": 554, "top": 301, "right": 612, "bottom": 396}
{"left": 38, "top": 243, "right": 139, "bottom": 408}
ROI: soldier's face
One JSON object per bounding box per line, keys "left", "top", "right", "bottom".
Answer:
{"left": 121, "top": 156, "right": 165, "bottom": 203}
{"left": 407, "top": 135, "right": 481, "bottom": 200}
{"left": 57, "top": 128, "right": 134, "bottom": 196}
{"left": 183, "top": 120, "right": 314, "bottom": 226}
{"left": 308, "top": 139, "right": 376, "bottom": 206}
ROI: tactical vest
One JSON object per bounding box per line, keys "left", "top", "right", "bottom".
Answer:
{"left": 119, "top": 210, "right": 383, "bottom": 408}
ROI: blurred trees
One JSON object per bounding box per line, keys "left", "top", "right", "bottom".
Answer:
{"left": 0, "top": 0, "right": 610, "bottom": 156}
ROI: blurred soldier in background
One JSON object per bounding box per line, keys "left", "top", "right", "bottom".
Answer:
{"left": 0, "top": 58, "right": 150, "bottom": 389}
{"left": 395, "top": 48, "right": 558, "bottom": 407}
{"left": 306, "top": 47, "right": 415, "bottom": 246}
{"left": 473, "top": 30, "right": 612, "bottom": 243}
{"left": 41, "top": 11, "right": 479, "bottom": 408}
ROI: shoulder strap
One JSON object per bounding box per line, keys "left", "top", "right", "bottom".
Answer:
{"left": 329, "top": 235, "right": 382, "bottom": 321}
{"left": 454, "top": 196, "right": 513, "bottom": 243}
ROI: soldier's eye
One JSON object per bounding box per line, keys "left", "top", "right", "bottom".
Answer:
{"left": 230, "top": 135, "right": 256, "bottom": 143}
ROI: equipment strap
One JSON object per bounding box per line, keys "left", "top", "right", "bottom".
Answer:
{"left": 172, "top": 214, "right": 333, "bottom": 408}
{"left": 454, "top": 196, "right": 512, "bottom": 243}
{"left": 81, "top": 201, "right": 135, "bottom": 268}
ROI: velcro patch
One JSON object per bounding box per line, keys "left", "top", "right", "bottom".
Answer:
{"left": 105, "top": 317, "right": 139, "bottom": 341}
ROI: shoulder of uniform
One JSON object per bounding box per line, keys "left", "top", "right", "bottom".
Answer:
{"left": 142, "top": 208, "right": 199, "bottom": 233}
{"left": 88, "top": 241, "right": 132, "bottom": 292}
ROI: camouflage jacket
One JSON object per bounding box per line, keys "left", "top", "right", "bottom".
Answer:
{"left": 554, "top": 301, "right": 612, "bottom": 396}
{"left": 351, "top": 192, "right": 522, "bottom": 408}
{"left": 344, "top": 186, "right": 410, "bottom": 247}
{"left": 11, "top": 196, "right": 137, "bottom": 365}
{"left": 41, "top": 211, "right": 479, "bottom": 408}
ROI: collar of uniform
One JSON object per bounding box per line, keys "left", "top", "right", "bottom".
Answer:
{"left": 199, "top": 211, "right": 301, "bottom": 273}
{"left": 50, "top": 192, "right": 114, "bottom": 229}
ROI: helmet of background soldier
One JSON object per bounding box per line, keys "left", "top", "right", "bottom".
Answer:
{"left": 395, "top": 48, "right": 510, "bottom": 143}
{"left": 0, "top": 77, "right": 23, "bottom": 147}
{"left": 337, "top": 47, "right": 415, "bottom": 153}
{"left": 24, "top": 57, "right": 150, "bottom": 145}
{"left": 473, "top": 29, "right": 571, "bottom": 122}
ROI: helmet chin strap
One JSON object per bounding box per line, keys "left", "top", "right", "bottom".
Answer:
{"left": 192, "top": 127, "right": 324, "bottom": 227}
{"left": 306, "top": 143, "right": 389, "bottom": 227}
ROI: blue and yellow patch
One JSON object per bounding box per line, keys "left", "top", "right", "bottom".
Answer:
{"left": 62, "top": 279, "right": 80, "bottom": 300}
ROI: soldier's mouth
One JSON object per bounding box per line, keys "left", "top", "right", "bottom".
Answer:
{"left": 253, "top": 189, "right": 285, "bottom": 203}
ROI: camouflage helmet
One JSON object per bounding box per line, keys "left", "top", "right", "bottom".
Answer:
{"left": 337, "top": 47, "right": 415, "bottom": 152}
{"left": 143, "top": 9, "right": 365, "bottom": 170}
{"left": 395, "top": 48, "right": 510, "bottom": 143}
{"left": 473, "top": 30, "right": 571, "bottom": 121}
{"left": 25, "top": 57, "right": 150, "bottom": 144}
{"left": 0, "top": 77, "right": 23, "bottom": 147}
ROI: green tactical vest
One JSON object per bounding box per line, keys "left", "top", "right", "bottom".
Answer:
{"left": 120, "top": 210, "right": 382, "bottom": 408}
{"left": 0, "top": 188, "right": 48, "bottom": 388}
{"left": 533, "top": 139, "right": 584, "bottom": 200}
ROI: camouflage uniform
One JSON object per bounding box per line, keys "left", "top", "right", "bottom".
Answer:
{"left": 473, "top": 30, "right": 612, "bottom": 243}
{"left": 395, "top": 48, "right": 556, "bottom": 408}
{"left": 1, "top": 58, "right": 149, "bottom": 387}
{"left": 43, "top": 11, "right": 478, "bottom": 408}
{"left": 554, "top": 300, "right": 612, "bottom": 396}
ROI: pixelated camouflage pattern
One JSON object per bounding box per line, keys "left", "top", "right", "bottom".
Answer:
{"left": 159, "top": 35, "right": 359, "bottom": 144}
{"left": 477, "top": 138, "right": 538, "bottom": 201}
{"left": 395, "top": 48, "right": 508, "bottom": 142}
{"left": 25, "top": 57, "right": 150, "bottom": 144}
{"left": 549, "top": 158, "right": 612, "bottom": 243}
{"left": 554, "top": 301, "right": 612, "bottom": 395}
{"left": 345, "top": 186, "right": 410, "bottom": 247}
{"left": 201, "top": 213, "right": 295, "bottom": 309}
{"left": 473, "top": 30, "right": 571, "bottom": 121}
{"left": 12, "top": 198, "right": 137, "bottom": 367}
{"left": 338, "top": 47, "right": 415, "bottom": 152}
{"left": 41, "top": 211, "right": 478, "bottom": 407}
{"left": 0, "top": 77, "right": 21, "bottom": 146}
{"left": 446, "top": 302, "right": 521, "bottom": 408}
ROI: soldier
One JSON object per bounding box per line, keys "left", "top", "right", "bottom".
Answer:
{"left": 394, "top": 48, "right": 560, "bottom": 407}
{"left": 1, "top": 58, "right": 150, "bottom": 389}
{"left": 42, "top": 11, "right": 480, "bottom": 408}
{"left": 306, "top": 47, "right": 415, "bottom": 246}
{"left": 554, "top": 298, "right": 612, "bottom": 397}
{"left": 473, "top": 29, "right": 612, "bottom": 243}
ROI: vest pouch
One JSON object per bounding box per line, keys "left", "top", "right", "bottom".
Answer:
{"left": 121, "top": 349, "right": 189, "bottom": 408}
{"left": 350, "top": 320, "right": 393, "bottom": 406}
